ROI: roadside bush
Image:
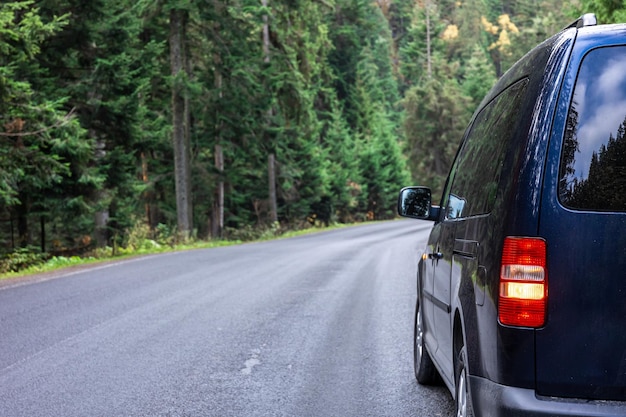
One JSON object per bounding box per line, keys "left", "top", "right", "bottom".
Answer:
{"left": 224, "top": 222, "right": 283, "bottom": 242}
{"left": 155, "top": 223, "right": 176, "bottom": 246}
{"left": 0, "top": 247, "right": 48, "bottom": 273}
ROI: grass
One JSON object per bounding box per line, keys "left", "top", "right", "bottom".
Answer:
{"left": 0, "top": 222, "right": 356, "bottom": 281}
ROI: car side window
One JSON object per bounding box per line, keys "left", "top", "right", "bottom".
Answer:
{"left": 558, "top": 46, "right": 626, "bottom": 212}
{"left": 443, "top": 78, "right": 530, "bottom": 220}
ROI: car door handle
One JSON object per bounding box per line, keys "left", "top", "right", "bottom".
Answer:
{"left": 428, "top": 252, "right": 443, "bottom": 260}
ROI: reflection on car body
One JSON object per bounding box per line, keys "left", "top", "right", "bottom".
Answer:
{"left": 446, "top": 194, "right": 465, "bottom": 219}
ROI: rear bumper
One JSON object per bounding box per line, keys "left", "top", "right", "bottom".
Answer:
{"left": 470, "top": 376, "right": 626, "bottom": 417}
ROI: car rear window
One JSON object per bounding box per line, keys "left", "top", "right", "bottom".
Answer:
{"left": 559, "top": 46, "right": 626, "bottom": 212}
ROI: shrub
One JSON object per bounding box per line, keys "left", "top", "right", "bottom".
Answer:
{"left": 0, "top": 247, "right": 48, "bottom": 273}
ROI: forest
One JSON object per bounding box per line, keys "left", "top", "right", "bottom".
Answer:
{"left": 1, "top": 0, "right": 624, "bottom": 271}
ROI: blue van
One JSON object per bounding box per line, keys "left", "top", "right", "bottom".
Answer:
{"left": 398, "top": 15, "right": 626, "bottom": 417}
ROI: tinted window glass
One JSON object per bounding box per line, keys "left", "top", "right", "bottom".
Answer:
{"left": 445, "top": 79, "right": 529, "bottom": 219}
{"left": 559, "top": 46, "right": 626, "bottom": 211}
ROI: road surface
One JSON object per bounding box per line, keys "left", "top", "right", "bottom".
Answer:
{"left": 0, "top": 220, "right": 455, "bottom": 416}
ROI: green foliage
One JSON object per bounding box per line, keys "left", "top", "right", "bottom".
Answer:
{"left": 397, "top": 0, "right": 582, "bottom": 198}
{"left": 402, "top": 56, "right": 471, "bottom": 197}
{"left": 2, "top": 0, "right": 601, "bottom": 272}
{"left": 462, "top": 45, "right": 497, "bottom": 108}
{"left": 320, "top": 98, "right": 363, "bottom": 222}
{"left": 573, "top": 0, "right": 626, "bottom": 23}
{"left": 0, "top": 2, "right": 74, "bottom": 206}
{"left": 0, "top": 247, "right": 47, "bottom": 273}
{"left": 0, "top": 1, "right": 95, "bottom": 256}
{"left": 328, "top": 1, "right": 410, "bottom": 220}
{"left": 224, "top": 221, "right": 282, "bottom": 242}
{"left": 45, "top": 255, "right": 91, "bottom": 269}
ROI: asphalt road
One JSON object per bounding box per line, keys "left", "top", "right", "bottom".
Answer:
{"left": 0, "top": 220, "right": 455, "bottom": 417}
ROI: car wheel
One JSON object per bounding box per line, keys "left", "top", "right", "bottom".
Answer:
{"left": 414, "top": 300, "right": 438, "bottom": 384}
{"left": 455, "top": 347, "right": 474, "bottom": 417}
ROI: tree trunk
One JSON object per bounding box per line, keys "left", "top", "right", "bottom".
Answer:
{"left": 94, "top": 199, "right": 109, "bottom": 247}
{"left": 212, "top": 144, "right": 224, "bottom": 237}
{"left": 262, "top": 0, "right": 270, "bottom": 63}
{"left": 169, "top": 8, "right": 192, "bottom": 240}
{"left": 212, "top": 27, "right": 224, "bottom": 238}
{"left": 425, "top": 0, "right": 432, "bottom": 78}
{"left": 94, "top": 136, "right": 109, "bottom": 247}
{"left": 262, "top": 1, "right": 278, "bottom": 224}
{"left": 10, "top": 217, "right": 15, "bottom": 250}
{"left": 268, "top": 153, "right": 278, "bottom": 223}
{"left": 40, "top": 215, "right": 46, "bottom": 253}
{"left": 16, "top": 196, "right": 29, "bottom": 248}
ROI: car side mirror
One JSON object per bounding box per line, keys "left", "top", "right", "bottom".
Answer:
{"left": 397, "top": 186, "right": 438, "bottom": 220}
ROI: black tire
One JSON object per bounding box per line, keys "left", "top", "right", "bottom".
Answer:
{"left": 455, "top": 347, "right": 475, "bottom": 417}
{"left": 413, "top": 300, "right": 439, "bottom": 384}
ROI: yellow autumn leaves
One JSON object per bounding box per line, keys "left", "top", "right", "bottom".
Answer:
{"left": 441, "top": 14, "right": 519, "bottom": 56}
{"left": 441, "top": 24, "right": 459, "bottom": 41}
{"left": 482, "top": 14, "right": 519, "bottom": 54}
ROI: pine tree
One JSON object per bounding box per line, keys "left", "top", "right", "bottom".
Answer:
{"left": 0, "top": 1, "right": 92, "bottom": 251}
{"left": 402, "top": 55, "right": 470, "bottom": 197}
{"left": 462, "top": 44, "right": 497, "bottom": 109}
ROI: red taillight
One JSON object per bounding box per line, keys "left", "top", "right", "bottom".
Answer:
{"left": 499, "top": 237, "right": 547, "bottom": 328}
